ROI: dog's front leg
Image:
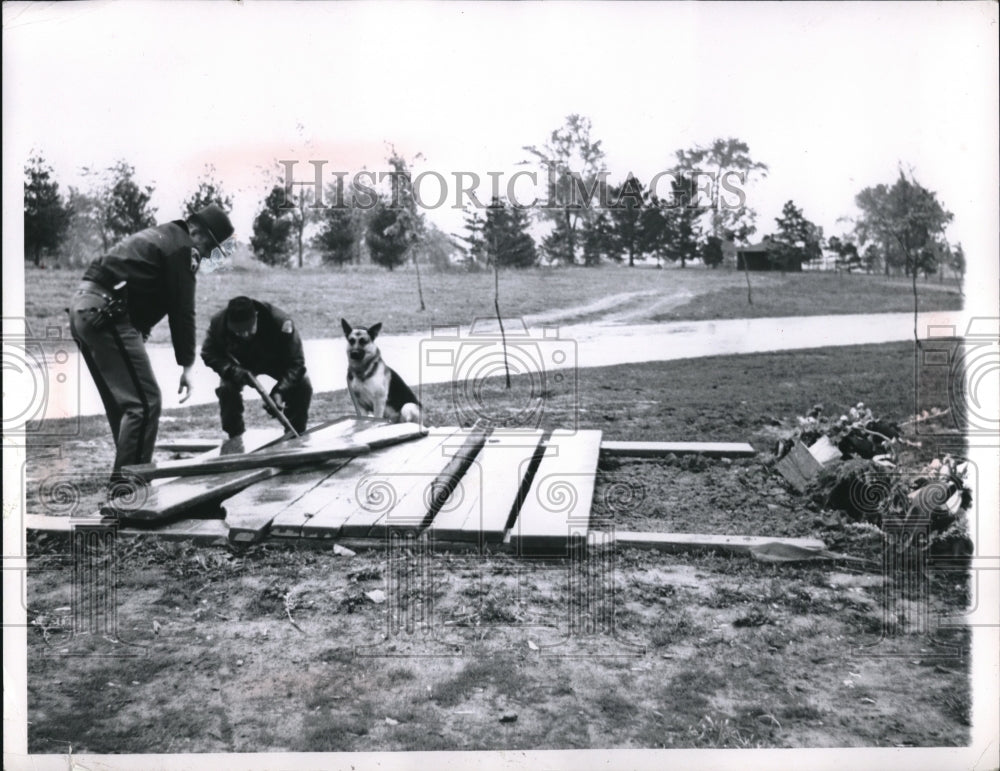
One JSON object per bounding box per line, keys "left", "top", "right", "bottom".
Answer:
{"left": 372, "top": 393, "right": 387, "bottom": 419}
{"left": 348, "top": 383, "right": 365, "bottom": 417}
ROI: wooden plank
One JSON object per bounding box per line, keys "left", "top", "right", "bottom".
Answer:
{"left": 214, "top": 427, "right": 296, "bottom": 457}
{"left": 293, "top": 429, "right": 464, "bottom": 540}
{"left": 608, "top": 530, "right": 828, "bottom": 557}
{"left": 25, "top": 514, "right": 111, "bottom": 532}
{"left": 348, "top": 421, "right": 428, "bottom": 450}
{"left": 24, "top": 514, "right": 230, "bottom": 544}
{"left": 155, "top": 439, "right": 222, "bottom": 453}
{"left": 152, "top": 429, "right": 278, "bottom": 460}
{"left": 774, "top": 442, "right": 823, "bottom": 492}
{"left": 430, "top": 430, "right": 544, "bottom": 545}
{"left": 127, "top": 424, "right": 357, "bottom": 527}
{"left": 94, "top": 421, "right": 390, "bottom": 520}
{"left": 508, "top": 429, "right": 602, "bottom": 556}
{"left": 366, "top": 424, "right": 491, "bottom": 539}
{"left": 336, "top": 428, "right": 470, "bottom": 539}
{"left": 223, "top": 459, "right": 353, "bottom": 544}
{"left": 599, "top": 441, "right": 755, "bottom": 458}
{"left": 125, "top": 516, "right": 231, "bottom": 544}
{"left": 122, "top": 467, "right": 282, "bottom": 522}
{"left": 123, "top": 422, "right": 372, "bottom": 481}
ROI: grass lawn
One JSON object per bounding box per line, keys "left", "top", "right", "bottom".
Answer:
{"left": 24, "top": 341, "right": 973, "bottom": 752}
{"left": 21, "top": 263, "right": 962, "bottom": 345}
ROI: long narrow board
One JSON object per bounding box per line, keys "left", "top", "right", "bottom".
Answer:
{"left": 125, "top": 516, "right": 232, "bottom": 544}
{"left": 123, "top": 421, "right": 374, "bottom": 481}
{"left": 118, "top": 419, "right": 359, "bottom": 522}
{"left": 599, "top": 441, "right": 755, "bottom": 459}
{"left": 122, "top": 468, "right": 282, "bottom": 522}
{"left": 365, "top": 424, "right": 491, "bottom": 539}
{"left": 290, "top": 428, "right": 464, "bottom": 540}
{"left": 115, "top": 427, "right": 289, "bottom": 522}
{"left": 607, "top": 530, "right": 828, "bottom": 557}
{"left": 223, "top": 422, "right": 425, "bottom": 543}
{"left": 155, "top": 439, "right": 222, "bottom": 454}
{"left": 508, "top": 429, "right": 602, "bottom": 556}
{"left": 153, "top": 415, "right": 384, "bottom": 455}
{"left": 429, "top": 430, "right": 544, "bottom": 545}
{"left": 24, "top": 514, "right": 231, "bottom": 544}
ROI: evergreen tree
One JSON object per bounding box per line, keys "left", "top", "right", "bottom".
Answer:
{"left": 23, "top": 154, "right": 70, "bottom": 266}
{"left": 183, "top": 165, "right": 234, "bottom": 217}
{"left": 605, "top": 174, "right": 647, "bottom": 266}
{"left": 771, "top": 200, "right": 824, "bottom": 270}
{"left": 250, "top": 184, "right": 296, "bottom": 266}
{"left": 482, "top": 197, "right": 538, "bottom": 268}
{"left": 366, "top": 196, "right": 410, "bottom": 271}
{"left": 313, "top": 202, "right": 358, "bottom": 265}
{"left": 460, "top": 207, "right": 487, "bottom": 270}
{"left": 581, "top": 211, "right": 615, "bottom": 266}
{"left": 702, "top": 236, "right": 725, "bottom": 268}
{"left": 660, "top": 173, "right": 705, "bottom": 267}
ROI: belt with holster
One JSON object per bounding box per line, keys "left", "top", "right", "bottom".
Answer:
{"left": 74, "top": 268, "right": 129, "bottom": 330}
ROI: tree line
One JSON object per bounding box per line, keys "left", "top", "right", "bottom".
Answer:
{"left": 24, "top": 115, "right": 964, "bottom": 279}
{"left": 22, "top": 158, "right": 232, "bottom": 269}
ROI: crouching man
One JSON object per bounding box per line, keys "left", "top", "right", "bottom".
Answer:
{"left": 200, "top": 296, "right": 312, "bottom": 437}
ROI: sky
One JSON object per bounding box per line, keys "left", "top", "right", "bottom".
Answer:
{"left": 4, "top": 0, "right": 998, "bottom": 264}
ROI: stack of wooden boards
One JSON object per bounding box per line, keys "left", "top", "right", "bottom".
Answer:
{"left": 31, "top": 418, "right": 822, "bottom": 558}
{"left": 110, "top": 417, "right": 620, "bottom": 554}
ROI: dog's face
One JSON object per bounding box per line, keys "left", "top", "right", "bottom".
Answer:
{"left": 341, "top": 319, "right": 382, "bottom": 363}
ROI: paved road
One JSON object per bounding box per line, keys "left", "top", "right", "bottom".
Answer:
{"left": 18, "top": 310, "right": 965, "bottom": 420}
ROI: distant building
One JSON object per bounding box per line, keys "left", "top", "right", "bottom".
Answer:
{"left": 735, "top": 236, "right": 802, "bottom": 271}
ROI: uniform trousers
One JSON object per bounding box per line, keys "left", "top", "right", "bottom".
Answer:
{"left": 215, "top": 375, "right": 312, "bottom": 438}
{"left": 69, "top": 284, "right": 161, "bottom": 482}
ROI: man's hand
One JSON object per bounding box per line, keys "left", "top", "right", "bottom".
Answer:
{"left": 225, "top": 364, "right": 251, "bottom": 385}
{"left": 178, "top": 366, "right": 194, "bottom": 404}
{"left": 267, "top": 388, "right": 286, "bottom": 415}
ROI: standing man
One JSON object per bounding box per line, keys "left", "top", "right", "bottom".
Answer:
{"left": 69, "top": 204, "right": 235, "bottom": 493}
{"left": 201, "top": 296, "right": 312, "bottom": 438}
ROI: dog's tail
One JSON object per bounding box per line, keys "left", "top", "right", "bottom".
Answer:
{"left": 400, "top": 403, "right": 422, "bottom": 426}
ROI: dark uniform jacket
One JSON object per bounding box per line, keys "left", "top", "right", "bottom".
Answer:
{"left": 201, "top": 301, "right": 307, "bottom": 396}
{"left": 82, "top": 220, "right": 200, "bottom": 367}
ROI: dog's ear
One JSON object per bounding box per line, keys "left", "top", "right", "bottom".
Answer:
{"left": 368, "top": 322, "right": 382, "bottom": 341}
{"left": 341, "top": 319, "right": 353, "bottom": 338}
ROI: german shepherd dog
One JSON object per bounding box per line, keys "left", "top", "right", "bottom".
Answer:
{"left": 341, "top": 319, "right": 422, "bottom": 424}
